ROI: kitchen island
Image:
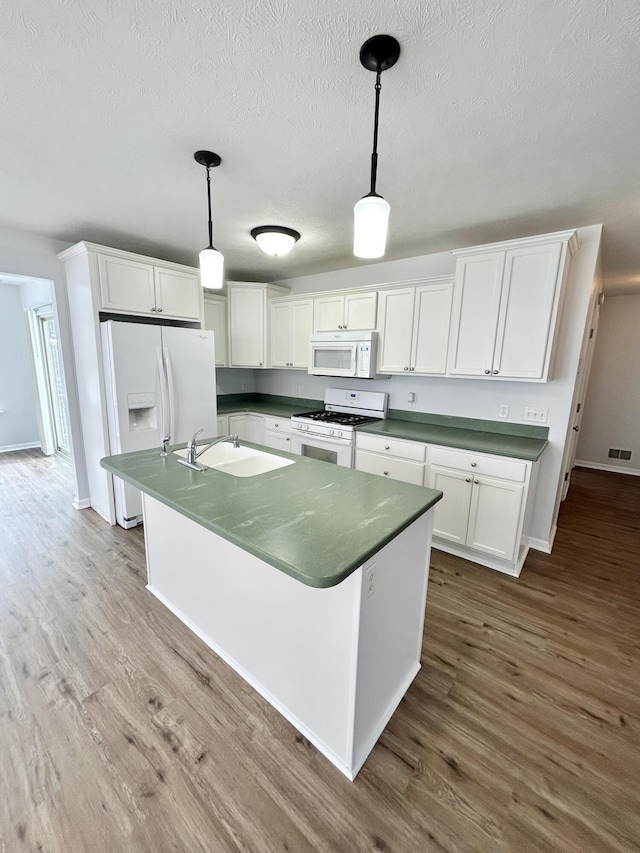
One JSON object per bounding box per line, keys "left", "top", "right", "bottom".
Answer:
{"left": 101, "top": 443, "right": 442, "bottom": 779}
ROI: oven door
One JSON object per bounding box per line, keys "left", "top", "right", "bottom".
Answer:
{"left": 308, "top": 341, "right": 358, "bottom": 377}
{"left": 290, "top": 432, "right": 353, "bottom": 467}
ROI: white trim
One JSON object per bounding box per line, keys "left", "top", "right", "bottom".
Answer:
{"left": 452, "top": 229, "right": 579, "bottom": 258}
{"left": 73, "top": 497, "right": 91, "bottom": 510}
{"left": 575, "top": 461, "right": 640, "bottom": 477}
{"left": 57, "top": 240, "right": 200, "bottom": 275}
{"left": 524, "top": 528, "right": 556, "bottom": 554}
{"left": 432, "top": 539, "right": 528, "bottom": 578}
{"left": 0, "top": 442, "right": 41, "bottom": 453}
{"left": 268, "top": 274, "right": 454, "bottom": 303}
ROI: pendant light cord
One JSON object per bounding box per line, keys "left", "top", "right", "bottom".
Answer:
{"left": 205, "top": 166, "right": 213, "bottom": 248}
{"left": 369, "top": 70, "right": 382, "bottom": 195}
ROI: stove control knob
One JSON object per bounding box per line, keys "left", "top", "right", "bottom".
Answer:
{"left": 329, "top": 429, "right": 335, "bottom": 436}
{"left": 303, "top": 424, "right": 309, "bottom": 431}
{"left": 336, "top": 430, "right": 343, "bottom": 438}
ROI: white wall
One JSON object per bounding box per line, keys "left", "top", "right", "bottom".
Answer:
{"left": 576, "top": 294, "right": 640, "bottom": 475}
{"left": 259, "top": 225, "right": 603, "bottom": 548}
{"left": 0, "top": 227, "right": 84, "bottom": 502}
{"left": 216, "top": 368, "right": 255, "bottom": 396}
{"left": 0, "top": 284, "right": 40, "bottom": 449}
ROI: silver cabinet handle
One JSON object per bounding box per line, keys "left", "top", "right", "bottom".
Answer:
{"left": 151, "top": 307, "right": 156, "bottom": 312}
{"left": 484, "top": 369, "right": 490, "bottom": 374}
{"left": 410, "top": 367, "right": 415, "bottom": 371}
{"left": 474, "top": 479, "right": 479, "bottom": 484}
{"left": 493, "top": 369, "right": 498, "bottom": 374}
{"left": 383, "top": 471, "right": 389, "bottom": 476}
{"left": 471, "top": 462, "right": 477, "bottom": 467}
{"left": 259, "top": 362, "right": 263, "bottom": 366}
{"left": 385, "top": 445, "right": 390, "bottom": 450}
{"left": 286, "top": 437, "right": 290, "bottom": 442}
{"left": 404, "top": 366, "right": 409, "bottom": 371}
{"left": 274, "top": 423, "right": 279, "bottom": 427}
{"left": 157, "top": 307, "right": 163, "bottom": 312}
{"left": 465, "top": 477, "right": 471, "bottom": 483}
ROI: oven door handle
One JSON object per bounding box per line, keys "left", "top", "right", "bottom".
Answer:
{"left": 292, "top": 431, "right": 352, "bottom": 446}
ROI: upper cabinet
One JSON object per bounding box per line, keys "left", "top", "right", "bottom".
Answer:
{"left": 203, "top": 294, "right": 228, "bottom": 366}
{"left": 98, "top": 252, "right": 201, "bottom": 321}
{"left": 269, "top": 297, "right": 313, "bottom": 369}
{"left": 447, "top": 230, "right": 578, "bottom": 382}
{"left": 376, "top": 278, "right": 453, "bottom": 375}
{"left": 313, "top": 291, "right": 377, "bottom": 332}
{"left": 227, "top": 281, "right": 290, "bottom": 368}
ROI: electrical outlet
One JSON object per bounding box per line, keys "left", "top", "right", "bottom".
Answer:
{"left": 407, "top": 391, "right": 416, "bottom": 409}
{"left": 523, "top": 406, "right": 548, "bottom": 423}
{"left": 365, "top": 565, "right": 375, "bottom": 599}
{"left": 499, "top": 404, "right": 509, "bottom": 419}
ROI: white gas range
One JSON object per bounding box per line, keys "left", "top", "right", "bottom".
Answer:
{"left": 290, "top": 388, "right": 388, "bottom": 468}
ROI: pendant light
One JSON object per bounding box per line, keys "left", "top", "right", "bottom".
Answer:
{"left": 353, "top": 35, "right": 400, "bottom": 259}
{"left": 194, "top": 150, "right": 224, "bottom": 289}
{"left": 251, "top": 226, "right": 301, "bottom": 256}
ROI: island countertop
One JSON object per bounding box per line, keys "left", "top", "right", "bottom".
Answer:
{"left": 101, "top": 445, "right": 442, "bottom": 589}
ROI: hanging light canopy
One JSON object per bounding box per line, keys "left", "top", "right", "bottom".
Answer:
{"left": 353, "top": 34, "right": 400, "bottom": 260}
{"left": 194, "top": 150, "right": 224, "bottom": 289}
{"left": 251, "top": 225, "right": 301, "bottom": 257}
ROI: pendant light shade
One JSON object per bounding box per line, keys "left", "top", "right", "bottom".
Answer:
{"left": 353, "top": 35, "right": 400, "bottom": 260}
{"left": 251, "top": 226, "right": 301, "bottom": 257}
{"left": 353, "top": 194, "right": 390, "bottom": 259}
{"left": 194, "top": 150, "right": 224, "bottom": 289}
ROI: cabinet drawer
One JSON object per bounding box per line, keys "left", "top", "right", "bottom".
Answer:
{"left": 263, "top": 416, "right": 291, "bottom": 433}
{"left": 355, "top": 451, "right": 425, "bottom": 486}
{"left": 357, "top": 432, "right": 426, "bottom": 462}
{"left": 429, "top": 446, "right": 527, "bottom": 482}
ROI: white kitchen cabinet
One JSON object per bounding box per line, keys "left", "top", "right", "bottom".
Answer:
{"left": 98, "top": 253, "right": 201, "bottom": 321}
{"left": 263, "top": 416, "right": 292, "bottom": 452}
{"left": 216, "top": 415, "right": 228, "bottom": 436}
{"left": 448, "top": 230, "right": 578, "bottom": 381}
{"left": 376, "top": 278, "right": 453, "bottom": 375}
{"left": 203, "top": 294, "right": 228, "bottom": 366}
{"left": 227, "top": 281, "right": 290, "bottom": 368}
{"left": 313, "top": 291, "right": 377, "bottom": 332}
{"left": 355, "top": 433, "right": 426, "bottom": 486}
{"left": 269, "top": 298, "right": 313, "bottom": 369}
{"left": 228, "top": 413, "right": 264, "bottom": 444}
{"left": 427, "top": 447, "right": 528, "bottom": 565}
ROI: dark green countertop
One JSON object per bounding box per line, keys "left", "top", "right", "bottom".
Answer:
{"left": 101, "top": 443, "right": 442, "bottom": 589}
{"left": 217, "top": 394, "right": 549, "bottom": 462}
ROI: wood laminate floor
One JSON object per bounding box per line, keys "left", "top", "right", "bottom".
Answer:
{"left": 1, "top": 449, "right": 639, "bottom": 852}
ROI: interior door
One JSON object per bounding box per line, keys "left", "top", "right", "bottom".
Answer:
{"left": 161, "top": 326, "right": 217, "bottom": 444}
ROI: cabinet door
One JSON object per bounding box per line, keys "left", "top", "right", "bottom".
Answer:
{"left": 216, "top": 415, "right": 228, "bottom": 436}
{"left": 314, "top": 295, "right": 345, "bottom": 331}
{"left": 290, "top": 299, "right": 313, "bottom": 368}
{"left": 229, "top": 286, "right": 265, "bottom": 367}
{"left": 448, "top": 252, "right": 505, "bottom": 376}
{"left": 269, "top": 302, "right": 292, "bottom": 368}
{"left": 427, "top": 465, "right": 473, "bottom": 545}
{"left": 376, "top": 288, "right": 415, "bottom": 373}
{"left": 466, "top": 476, "right": 524, "bottom": 562}
{"left": 264, "top": 431, "right": 291, "bottom": 452}
{"left": 493, "top": 242, "right": 563, "bottom": 379}
{"left": 344, "top": 292, "right": 377, "bottom": 330}
{"left": 412, "top": 282, "right": 453, "bottom": 374}
{"left": 228, "top": 414, "right": 250, "bottom": 441}
{"left": 98, "top": 255, "right": 156, "bottom": 315}
{"left": 246, "top": 414, "right": 264, "bottom": 444}
{"left": 154, "top": 268, "right": 201, "bottom": 320}
{"left": 203, "top": 297, "right": 228, "bottom": 366}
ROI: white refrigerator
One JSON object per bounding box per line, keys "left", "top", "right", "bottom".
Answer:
{"left": 101, "top": 320, "right": 217, "bottom": 528}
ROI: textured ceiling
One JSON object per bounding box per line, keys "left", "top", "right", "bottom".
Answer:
{"left": 2, "top": 0, "right": 639, "bottom": 293}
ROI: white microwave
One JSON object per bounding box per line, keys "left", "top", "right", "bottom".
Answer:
{"left": 308, "top": 331, "right": 386, "bottom": 379}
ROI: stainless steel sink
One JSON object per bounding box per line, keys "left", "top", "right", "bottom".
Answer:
{"left": 174, "top": 444, "right": 295, "bottom": 477}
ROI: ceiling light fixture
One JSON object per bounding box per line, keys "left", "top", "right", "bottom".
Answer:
{"left": 353, "top": 34, "right": 400, "bottom": 259}
{"left": 194, "top": 150, "right": 224, "bottom": 289}
{"left": 251, "top": 226, "right": 301, "bottom": 257}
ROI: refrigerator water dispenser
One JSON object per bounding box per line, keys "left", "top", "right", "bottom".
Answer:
{"left": 127, "top": 392, "right": 157, "bottom": 432}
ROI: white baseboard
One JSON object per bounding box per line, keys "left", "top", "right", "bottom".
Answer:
{"left": 0, "top": 442, "right": 41, "bottom": 454}
{"left": 525, "top": 525, "right": 556, "bottom": 554}
{"left": 575, "top": 460, "right": 640, "bottom": 477}
{"left": 73, "top": 498, "right": 91, "bottom": 510}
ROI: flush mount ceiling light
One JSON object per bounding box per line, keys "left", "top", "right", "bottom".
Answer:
{"left": 194, "top": 150, "right": 224, "bottom": 289}
{"left": 353, "top": 34, "right": 401, "bottom": 260}
{"left": 251, "top": 226, "right": 301, "bottom": 257}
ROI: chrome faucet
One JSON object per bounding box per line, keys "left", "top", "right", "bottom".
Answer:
{"left": 160, "top": 436, "right": 170, "bottom": 457}
{"left": 177, "top": 429, "right": 240, "bottom": 471}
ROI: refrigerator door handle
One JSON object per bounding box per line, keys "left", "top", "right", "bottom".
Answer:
{"left": 164, "top": 347, "right": 177, "bottom": 442}
{"left": 157, "top": 347, "right": 170, "bottom": 442}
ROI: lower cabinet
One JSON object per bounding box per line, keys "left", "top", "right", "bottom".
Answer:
{"left": 228, "top": 413, "right": 264, "bottom": 444}
{"left": 216, "top": 415, "right": 228, "bottom": 436}
{"left": 426, "top": 447, "right": 528, "bottom": 565}
{"left": 263, "top": 416, "right": 292, "bottom": 451}
{"left": 355, "top": 433, "right": 426, "bottom": 486}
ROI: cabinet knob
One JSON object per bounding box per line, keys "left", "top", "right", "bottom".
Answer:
{"left": 385, "top": 445, "right": 390, "bottom": 450}
{"left": 484, "top": 369, "right": 490, "bottom": 374}
{"left": 275, "top": 423, "right": 279, "bottom": 427}
{"left": 471, "top": 462, "right": 477, "bottom": 467}
{"left": 259, "top": 362, "right": 263, "bottom": 366}
{"left": 404, "top": 366, "right": 409, "bottom": 371}
{"left": 410, "top": 367, "right": 415, "bottom": 371}
{"left": 151, "top": 307, "right": 156, "bottom": 312}
{"left": 157, "top": 307, "right": 163, "bottom": 313}
{"left": 573, "top": 425, "right": 580, "bottom": 432}
{"left": 465, "top": 477, "right": 471, "bottom": 483}
{"left": 492, "top": 369, "right": 498, "bottom": 374}
{"left": 383, "top": 471, "right": 389, "bottom": 476}
{"left": 474, "top": 479, "right": 479, "bottom": 484}
{"left": 286, "top": 437, "right": 290, "bottom": 442}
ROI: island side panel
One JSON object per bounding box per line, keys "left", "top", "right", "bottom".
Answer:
{"left": 142, "top": 494, "right": 361, "bottom": 775}
{"left": 352, "top": 512, "right": 433, "bottom": 774}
